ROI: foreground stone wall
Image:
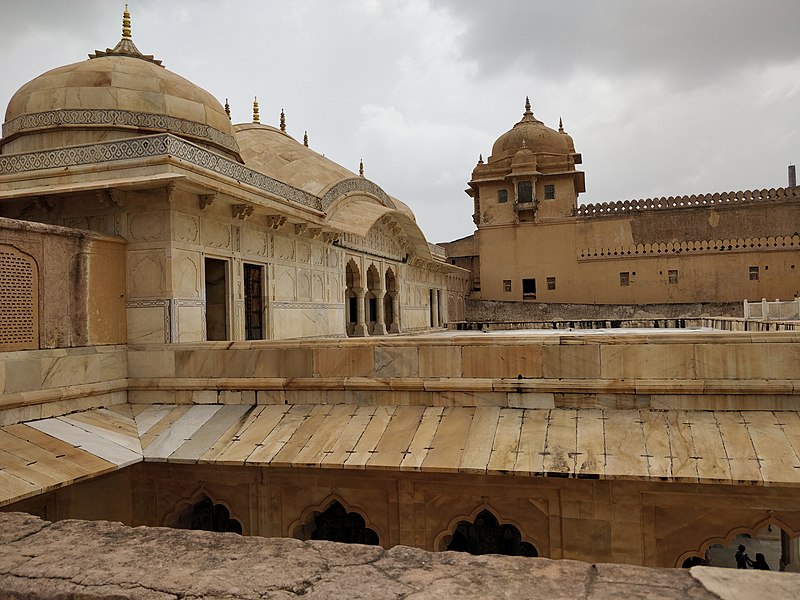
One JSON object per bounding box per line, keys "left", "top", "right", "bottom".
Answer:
{"left": 2, "top": 512, "right": 798, "bottom": 600}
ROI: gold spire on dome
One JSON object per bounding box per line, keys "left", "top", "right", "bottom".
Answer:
{"left": 252, "top": 97, "right": 260, "bottom": 124}
{"left": 359, "top": 159, "right": 364, "bottom": 177}
{"left": 525, "top": 96, "right": 531, "bottom": 114}
{"left": 303, "top": 131, "right": 309, "bottom": 147}
{"left": 122, "top": 4, "right": 131, "bottom": 38}
{"left": 89, "top": 5, "right": 163, "bottom": 66}
{"left": 559, "top": 117, "right": 564, "bottom": 133}
{"left": 280, "top": 109, "right": 286, "bottom": 132}
{"left": 224, "top": 99, "right": 231, "bottom": 120}
{"left": 478, "top": 154, "right": 484, "bottom": 164}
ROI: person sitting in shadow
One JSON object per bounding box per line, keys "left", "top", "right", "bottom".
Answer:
{"left": 735, "top": 545, "right": 750, "bottom": 569}
{"left": 748, "top": 553, "right": 771, "bottom": 570}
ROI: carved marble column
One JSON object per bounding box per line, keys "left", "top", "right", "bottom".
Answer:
{"left": 389, "top": 292, "right": 400, "bottom": 333}
{"left": 431, "top": 289, "right": 439, "bottom": 328}
{"left": 353, "top": 288, "right": 369, "bottom": 337}
{"left": 372, "top": 291, "right": 387, "bottom": 335}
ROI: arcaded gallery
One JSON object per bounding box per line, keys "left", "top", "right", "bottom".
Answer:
{"left": 2, "top": 8, "right": 800, "bottom": 572}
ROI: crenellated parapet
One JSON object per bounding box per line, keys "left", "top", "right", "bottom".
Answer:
{"left": 576, "top": 187, "right": 799, "bottom": 218}
{"left": 578, "top": 234, "right": 800, "bottom": 260}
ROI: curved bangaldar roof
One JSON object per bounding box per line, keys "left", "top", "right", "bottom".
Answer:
{"left": 235, "top": 121, "right": 433, "bottom": 260}
{"left": 0, "top": 7, "right": 240, "bottom": 160}
{"left": 235, "top": 122, "right": 359, "bottom": 197}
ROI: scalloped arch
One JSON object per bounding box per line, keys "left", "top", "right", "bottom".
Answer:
{"left": 161, "top": 486, "right": 247, "bottom": 535}
{"left": 289, "top": 493, "right": 384, "bottom": 545}
{"left": 673, "top": 514, "right": 797, "bottom": 568}
{"left": 432, "top": 501, "right": 542, "bottom": 555}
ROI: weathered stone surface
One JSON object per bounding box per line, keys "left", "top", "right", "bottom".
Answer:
{"left": 1, "top": 513, "right": 797, "bottom": 599}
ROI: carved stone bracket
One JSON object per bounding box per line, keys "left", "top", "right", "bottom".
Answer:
{"left": 323, "top": 232, "right": 340, "bottom": 244}
{"left": 199, "top": 194, "right": 216, "bottom": 210}
{"left": 96, "top": 189, "right": 123, "bottom": 208}
{"left": 295, "top": 223, "right": 308, "bottom": 235}
{"left": 266, "top": 215, "right": 287, "bottom": 230}
{"left": 34, "top": 196, "right": 58, "bottom": 213}
{"left": 307, "top": 227, "right": 322, "bottom": 239}
{"left": 232, "top": 204, "right": 254, "bottom": 220}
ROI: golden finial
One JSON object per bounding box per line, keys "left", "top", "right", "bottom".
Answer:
{"left": 122, "top": 4, "right": 131, "bottom": 39}
{"left": 252, "top": 97, "right": 260, "bottom": 124}
{"left": 559, "top": 117, "right": 564, "bottom": 133}
{"left": 224, "top": 99, "right": 231, "bottom": 120}
{"left": 359, "top": 159, "right": 364, "bottom": 177}
{"left": 524, "top": 96, "right": 531, "bottom": 113}
{"left": 303, "top": 131, "right": 309, "bottom": 147}
{"left": 478, "top": 154, "right": 484, "bottom": 164}
{"left": 280, "top": 109, "right": 286, "bottom": 132}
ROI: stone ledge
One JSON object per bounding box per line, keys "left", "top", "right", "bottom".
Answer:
{"left": 1, "top": 512, "right": 798, "bottom": 599}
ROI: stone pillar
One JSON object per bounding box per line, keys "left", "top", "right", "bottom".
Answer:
{"left": 431, "top": 289, "right": 440, "bottom": 329}
{"left": 389, "top": 293, "right": 400, "bottom": 333}
{"left": 438, "top": 289, "right": 446, "bottom": 326}
{"left": 353, "top": 288, "right": 369, "bottom": 337}
{"left": 372, "top": 291, "right": 387, "bottom": 335}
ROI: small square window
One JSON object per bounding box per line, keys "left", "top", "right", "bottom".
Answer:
{"left": 546, "top": 277, "right": 556, "bottom": 290}
{"left": 668, "top": 269, "right": 678, "bottom": 284}
{"left": 497, "top": 189, "right": 508, "bottom": 204}
{"left": 522, "top": 278, "right": 536, "bottom": 298}
{"left": 619, "top": 272, "right": 630, "bottom": 286}
{"left": 544, "top": 184, "right": 555, "bottom": 200}
{"left": 503, "top": 279, "right": 512, "bottom": 293}
{"left": 749, "top": 266, "right": 759, "bottom": 281}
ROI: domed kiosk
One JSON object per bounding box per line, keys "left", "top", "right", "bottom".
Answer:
{"left": 467, "top": 97, "right": 585, "bottom": 228}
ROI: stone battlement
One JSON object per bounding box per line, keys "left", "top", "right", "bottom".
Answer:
{"left": 578, "top": 233, "right": 800, "bottom": 260}
{"left": 576, "top": 186, "right": 799, "bottom": 218}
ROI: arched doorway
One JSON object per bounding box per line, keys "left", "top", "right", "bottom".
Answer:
{"left": 168, "top": 494, "right": 243, "bottom": 534}
{"left": 345, "top": 260, "right": 367, "bottom": 337}
{"left": 384, "top": 267, "right": 399, "bottom": 333}
{"left": 366, "top": 264, "right": 381, "bottom": 334}
{"left": 444, "top": 509, "right": 537, "bottom": 557}
{"left": 294, "top": 500, "right": 379, "bottom": 545}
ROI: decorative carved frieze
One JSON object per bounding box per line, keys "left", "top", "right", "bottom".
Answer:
{"left": 2, "top": 109, "right": 240, "bottom": 154}
{"left": 320, "top": 177, "right": 396, "bottom": 210}
{"left": 0, "top": 134, "right": 322, "bottom": 211}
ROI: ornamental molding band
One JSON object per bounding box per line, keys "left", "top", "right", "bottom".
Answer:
{"left": 270, "top": 302, "right": 345, "bottom": 310}
{"left": 578, "top": 234, "right": 800, "bottom": 261}
{"left": 0, "top": 134, "right": 323, "bottom": 212}
{"left": 2, "top": 109, "right": 240, "bottom": 154}
{"left": 320, "top": 178, "right": 396, "bottom": 210}
{"left": 576, "top": 187, "right": 799, "bottom": 218}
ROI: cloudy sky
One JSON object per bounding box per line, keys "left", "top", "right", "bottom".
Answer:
{"left": 1, "top": 1, "right": 798, "bottom": 243}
